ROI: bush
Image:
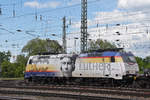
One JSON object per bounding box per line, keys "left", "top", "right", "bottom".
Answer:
{"left": 1, "top": 60, "right": 25, "bottom": 78}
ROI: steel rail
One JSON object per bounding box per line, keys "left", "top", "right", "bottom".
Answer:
{"left": 0, "top": 87, "right": 137, "bottom": 100}
{"left": 0, "top": 84, "right": 149, "bottom": 98}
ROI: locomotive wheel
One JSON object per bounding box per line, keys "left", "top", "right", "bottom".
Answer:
{"left": 131, "top": 80, "right": 141, "bottom": 88}
{"left": 24, "top": 78, "right": 29, "bottom": 84}
{"left": 130, "top": 79, "right": 149, "bottom": 89}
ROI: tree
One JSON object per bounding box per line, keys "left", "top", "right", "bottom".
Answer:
{"left": 1, "top": 54, "right": 27, "bottom": 78}
{"left": 135, "top": 56, "right": 150, "bottom": 73}
{"left": 143, "top": 56, "right": 150, "bottom": 64}
{"left": 15, "top": 54, "right": 28, "bottom": 77}
{"left": 135, "top": 57, "right": 144, "bottom": 72}
{"left": 22, "top": 38, "right": 63, "bottom": 56}
{"left": 1, "top": 61, "right": 15, "bottom": 77}
{"left": 0, "top": 51, "right": 11, "bottom": 75}
{"left": 88, "top": 39, "right": 117, "bottom": 51}
{"left": 16, "top": 54, "right": 28, "bottom": 66}
{"left": 142, "top": 56, "right": 150, "bottom": 69}
{"left": 13, "top": 63, "right": 25, "bottom": 77}
{"left": 0, "top": 51, "right": 11, "bottom": 63}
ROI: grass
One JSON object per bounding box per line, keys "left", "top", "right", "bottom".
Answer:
{"left": 0, "top": 77, "right": 24, "bottom": 80}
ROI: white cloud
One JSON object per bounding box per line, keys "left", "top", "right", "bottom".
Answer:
{"left": 118, "top": 0, "right": 150, "bottom": 10}
{"left": 24, "top": 1, "right": 61, "bottom": 9}
{"left": 67, "top": 0, "right": 80, "bottom": 6}
{"left": 71, "top": 10, "right": 147, "bottom": 29}
{"left": 117, "top": 0, "right": 150, "bottom": 24}
{"left": 93, "top": 10, "right": 146, "bottom": 25}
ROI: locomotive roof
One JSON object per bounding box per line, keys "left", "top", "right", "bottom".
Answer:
{"left": 29, "top": 54, "right": 77, "bottom": 59}
{"left": 79, "top": 51, "right": 134, "bottom": 57}
{"left": 38, "top": 52, "right": 59, "bottom": 55}
{"left": 92, "top": 48, "right": 123, "bottom": 52}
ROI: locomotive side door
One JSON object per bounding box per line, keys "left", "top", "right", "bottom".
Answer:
{"left": 103, "top": 57, "right": 112, "bottom": 77}
{"left": 103, "top": 64, "right": 111, "bottom": 77}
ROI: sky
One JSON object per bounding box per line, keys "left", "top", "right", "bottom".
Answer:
{"left": 0, "top": 0, "right": 150, "bottom": 58}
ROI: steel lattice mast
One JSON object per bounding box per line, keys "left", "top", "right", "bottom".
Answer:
{"left": 81, "top": 0, "right": 88, "bottom": 53}
{"left": 62, "top": 16, "right": 66, "bottom": 53}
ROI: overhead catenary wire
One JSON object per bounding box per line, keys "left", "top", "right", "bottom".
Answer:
{"left": 0, "top": 0, "right": 102, "bottom": 20}
{"left": 0, "top": 0, "right": 150, "bottom": 55}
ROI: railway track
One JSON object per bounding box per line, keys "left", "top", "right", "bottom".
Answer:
{"left": 0, "top": 82, "right": 150, "bottom": 100}
{"left": 0, "top": 96, "right": 32, "bottom": 100}
{"left": 0, "top": 80, "right": 149, "bottom": 100}
{"left": 0, "top": 87, "right": 142, "bottom": 100}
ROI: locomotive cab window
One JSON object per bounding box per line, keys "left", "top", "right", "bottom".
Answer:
{"left": 29, "top": 59, "right": 32, "bottom": 64}
{"left": 122, "top": 55, "right": 136, "bottom": 63}
{"left": 128, "top": 56, "right": 136, "bottom": 63}
{"left": 111, "top": 56, "right": 115, "bottom": 62}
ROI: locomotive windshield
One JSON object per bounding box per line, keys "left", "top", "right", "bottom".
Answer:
{"left": 128, "top": 56, "right": 136, "bottom": 63}
{"left": 28, "top": 56, "right": 50, "bottom": 65}
{"left": 122, "top": 55, "right": 136, "bottom": 63}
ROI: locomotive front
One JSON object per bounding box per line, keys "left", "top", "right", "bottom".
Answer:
{"left": 121, "top": 52, "right": 139, "bottom": 78}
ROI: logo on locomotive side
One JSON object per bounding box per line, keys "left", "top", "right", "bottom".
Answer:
{"left": 77, "top": 62, "right": 112, "bottom": 75}
{"left": 79, "top": 63, "right": 111, "bottom": 71}
{"left": 26, "top": 64, "right": 49, "bottom": 72}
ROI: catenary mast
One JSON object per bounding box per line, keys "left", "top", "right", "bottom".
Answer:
{"left": 62, "top": 16, "right": 67, "bottom": 53}
{"left": 81, "top": 0, "right": 88, "bottom": 53}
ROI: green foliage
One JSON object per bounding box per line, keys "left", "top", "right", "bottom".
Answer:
{"left": 16, "top": 55, "right": 28, "bottom": 66}
{"left": 143, "top": 56, "right": 150, "bottom": 64}
{"left": 15, "top": 54, "right": 28, "bottom": 77}
{"left": 22, "top": 38, "right": 63, "bottom": 56}
{"left": 0, "top": 51, "right": 11, "bottom": 77}
{"left": 1, "top": 61, "right": 15, "bottom": 78}
{"left": 13, "top": 63, "right": 25, "bottom": 77}
{"left": 1, "top": 54, "right": 27, "bottom": 78}
{"left": 0, "top": 51, "right": 11, "bottom": 63}
{"left": 143, "top": 56, "right": 150, "bottom": 69}
{"left": 135, "top": 57, "right": 144, "bottom": 72}
{"left": 88, "top": 39, "right": 117, "bottom": 51}
{"left": 135, "top": 56, "right": 150, "bottom": 73}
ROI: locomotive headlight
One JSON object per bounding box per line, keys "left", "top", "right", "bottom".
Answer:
{"left": 136, "top": 71, "right": 139, "bottom": 74}
{"left": 126, "top": 71, "right": 129, "bottom": 74}
{"left": 134, "top": 76, "right": 136, "bottom": 80}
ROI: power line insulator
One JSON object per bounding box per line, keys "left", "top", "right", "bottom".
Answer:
{"left": 40, "top": 15, "right": 42, "bottom": 21}
{"left": 13, "top": 10, "right": 15, "bottom": 17}
{"left": 97, "top": 24, "right": 99, "bottom": 27}
{"left": 35, "top": 14, "right": 37, "bottom": 21}
{"left": 69, "top": 19, "right": 71, "bottom": 25}
{"left": 13, "top": 4, "right": 15, "bottom": 17}
{"left": 0, "top": 7, "right": 2, "bottom": 15}
{"left": 116, "top": 24, "right": 120, "bottom": 26}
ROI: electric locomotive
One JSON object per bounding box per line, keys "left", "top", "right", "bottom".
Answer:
{"left": 24, "top": 48, "right": 139, "bottom": 84}
{"left": 73, "top": 49, "right": 139, "bottom": 80}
